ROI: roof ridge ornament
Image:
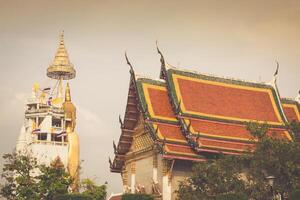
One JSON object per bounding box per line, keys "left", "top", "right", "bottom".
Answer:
{"left": 274, "top": 61, "right": 279, "bottom": 77}
{"left": 109, "top": 157, "right": 113, "bottom": 168}
{"left": 156, "top": 41, "right": 165, "bottom": 67}
{"left": 270, "top": 61, "right": 279, "bottom": 85}
{"left": 296, "top": 90, "right": 300, "bottom": 103}
{"left": 125, "top": 52, "right": 135, "bottom": 75}
{"left": 113, "top": 140, "right": 117, "bottom": 154}
{"left": 269, "top": 61, "right": 289, "bottom": 123}
{"left": 118, "top": 115, "right": 124, "bottom": 128}
{"left": 156, "top": 41, "right": 167, "bottom": 79}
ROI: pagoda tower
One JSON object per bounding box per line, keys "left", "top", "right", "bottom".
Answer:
{"left": 16, "top": 32, "right": 80, "bottom": 191}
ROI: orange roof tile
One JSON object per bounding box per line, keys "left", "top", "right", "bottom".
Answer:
{"left": 147, "top": 87, "right": 176, "bottom": 120}
{"left": 138, "top": 80, "right": 177, "bottom": 122}
{"left": 152, "top": 123, "right": 187, "bottom": 144}
{"left": 168, "top": 71, "right": 285, "bottom": 125}
{"left": 282, "top": 103, "right": 300, "bottom": 122}
{"left": 164, "top": 143, "right": 198, "bottom": 157}
{"left": 185, "top": 118, "right": 290, "bottom": 142}
{"left": 197, "top": 137, "right": 255, "bottom": 153}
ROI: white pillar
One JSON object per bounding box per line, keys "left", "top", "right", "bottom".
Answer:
{"left": 153, "top": 168, "right": 158, "bottom": 182}
{"left": 131, "top": 173, "right": 136, "bottom": 193}
{"left": 162, "top": 160, "right": 172, "bottom": 200}
{"left": 130, "top": 162, "right": 136, "bottom": 193}
{"left": 153, "top": 154, "right": 158, "bottom": 183}
{"left": 162, "top": 174, "right": 171, "bottom": 200}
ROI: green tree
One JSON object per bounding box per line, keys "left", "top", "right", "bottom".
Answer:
{"left": 244, "top": 123, "right": 300, "bottom": 199}
{"left": 1, "top": 152, "right": 107, "bottom": 200}
{"left": 215, "top": 193, "right": 248, "bottom": 200}
{"left": 37, "top": 156, "right": 72, "bottom": 199}
{"left": 0, "top": 152, "right": 39, "bottom": 200}
{"left": 79, "top": 178, "right": 107, "bottom": 200}
{"left": 177, "top": 155, "right": 246, "bottom": 200}
{"left": 177, "top": 121, "right": 300, "bottom": 200}
{"left": 289, "top": 120, "right": 300, "bottom": 142}
{"left": 121, "top": 193, "right": 154, "bottom": 200}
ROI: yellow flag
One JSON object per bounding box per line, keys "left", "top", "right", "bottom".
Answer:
{"left": 33, "top": 83, "right": 40, "bottom": 93}
{"left": 52, "top": 97, "right": 62, "bottom": 105}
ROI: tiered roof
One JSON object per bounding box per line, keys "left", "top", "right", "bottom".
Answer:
{"left": 110, "top": 52, "right": 299, "bottom": 173}
{"left": 281, "top": 98, "right": 300, "bottom": 122}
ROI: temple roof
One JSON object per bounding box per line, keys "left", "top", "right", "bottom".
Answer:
{"left": 165, "top": 67, "right": 287, "bottom": 126}
{"left": 111, "top": 58, "right": 297, "bottom": 173}
{"left": 281, "top": 98, "right": 300, "bottom": 122}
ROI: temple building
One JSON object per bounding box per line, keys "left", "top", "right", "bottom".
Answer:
{"left": 16, "top": 33, "right": 80, "bottom": 191}
{"left": 110, "top": 49, "right": 300, "bottom": 200}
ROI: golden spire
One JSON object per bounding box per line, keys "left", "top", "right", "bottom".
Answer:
{"left": 63, "top": 82, "right": 76, "bottom": 132}
{"left": 65, "top": 82, "right": 71, "bottom": 102}
{"left": 47, "top": 31, "right": 76, "bottom": 80}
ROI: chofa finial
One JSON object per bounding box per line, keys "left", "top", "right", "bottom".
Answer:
{"left": 125, "top": 52, "right": 135, "bottom": 75}
{"left": 269, "top": 60, "right": 279, "bottom": 86}
{"left": 296, "top": 90, "right": 300, "bottom": 103}
{"left": 156, "top": 41, "right": 165, "bottom": 67}
{"left": 274, "top": 61, "right": 279, "bottom": 77}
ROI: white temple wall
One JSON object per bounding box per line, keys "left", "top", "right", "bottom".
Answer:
{"left": 39, "top": 114, "right": 51, "bottom": 140}
{"left": 170, "top": 161, "right": 193, "bottom": 200}
{"left": 157, "top": 154, "right": 164, "bottom": 194}
{"left": 30, "top": 143, "right": 68, "bottom": 166}
{"left": 135, "top": 156, "right": 153, "bottom": 194}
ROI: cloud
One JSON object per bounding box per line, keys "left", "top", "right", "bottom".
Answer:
{"left": 76, "top": 105, "right": 111, "bottom": 139}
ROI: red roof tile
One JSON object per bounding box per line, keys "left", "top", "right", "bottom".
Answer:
{"left": 171, "top": 73, "right": 284, "bottom": 125}
{"left": 282, "top": 103, "right": 300, "bottom": 122}
{"left": 187, "top": 118, "right": 290, "bottom": 142}
{"left": 197, "top": 137, "right": 255, "bottom": 153}
{"left": 153, "top": 123, "right": 187, "bottom": 143}
{"left": 141, "top": 82, "right": 176, "bottom": 121}
{"left": 164, "top": 143, "right": 198, "bottom": 157}
{"left": 148, "top": 87, "right": 176, "bottom": 119}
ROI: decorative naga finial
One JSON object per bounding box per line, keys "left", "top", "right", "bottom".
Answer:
{"left": 119, "top": 115, "right": 124, "bottom": 128}
{"left": 113, "top": 140, "right": 117, "bottom": 154}
{"left": 156, "top": 41, "right": 165, "bottom": 67}
{"left": 274, "top": 61, "right": 279, "bottom": 77}
{"left": 196, "top": 132, "right": 200, "bottom": 144}
{"left": 187, "top": 119, "right": 192, "bottom": 132}
{"left": 109, "top": 157, "right": 113, "bottom": 168}
{"left": 269, "top": 61, "right": 279, "bottom": 86}
{"left": 125, "top": 52, "right": 135, "bottom": 75}
{"left": 156, "top": 41, "right": 167, "bottom": 79}
{"left": 154, "top": 126, "right": 159, "bottom": 135}
{"left": 296, "top": 90, "right": 300, "bottom": 103}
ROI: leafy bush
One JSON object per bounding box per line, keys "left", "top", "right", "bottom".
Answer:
{"left": 290, "top": 189, "right": 300, "bottom": 200}
{"left": 54, "top": 193, "right": 93, "bottom": 200}
{"left": 121, "top": 193, "right": 154, "bottom": 200}
{"left": 215, "top": 193, "right": 248, "bottom": 200}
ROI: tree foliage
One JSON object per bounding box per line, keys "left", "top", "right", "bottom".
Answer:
{"left": 177, "top": 121, "right": 300, "bottom": 200}
{"left": 121, "top": 193, "right": 154, "bottom": 200}
{"left": 38, "top": 157, "right": 72, "bottom": 199}
{"left": 0, "top": 152, "right": 106, "bottom": 200}
{"left": 177, "top": 155, "right": 247, "bottom": 200}
{"left": 79, "top": 178, "right": 107, "bottom": 200}
{"left": 0, "top": 152, "right": 39, "bottom": 200}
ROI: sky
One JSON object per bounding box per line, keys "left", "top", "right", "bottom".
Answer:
{"left": 0, "top": 0, "right": 299, "bottom": 196}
